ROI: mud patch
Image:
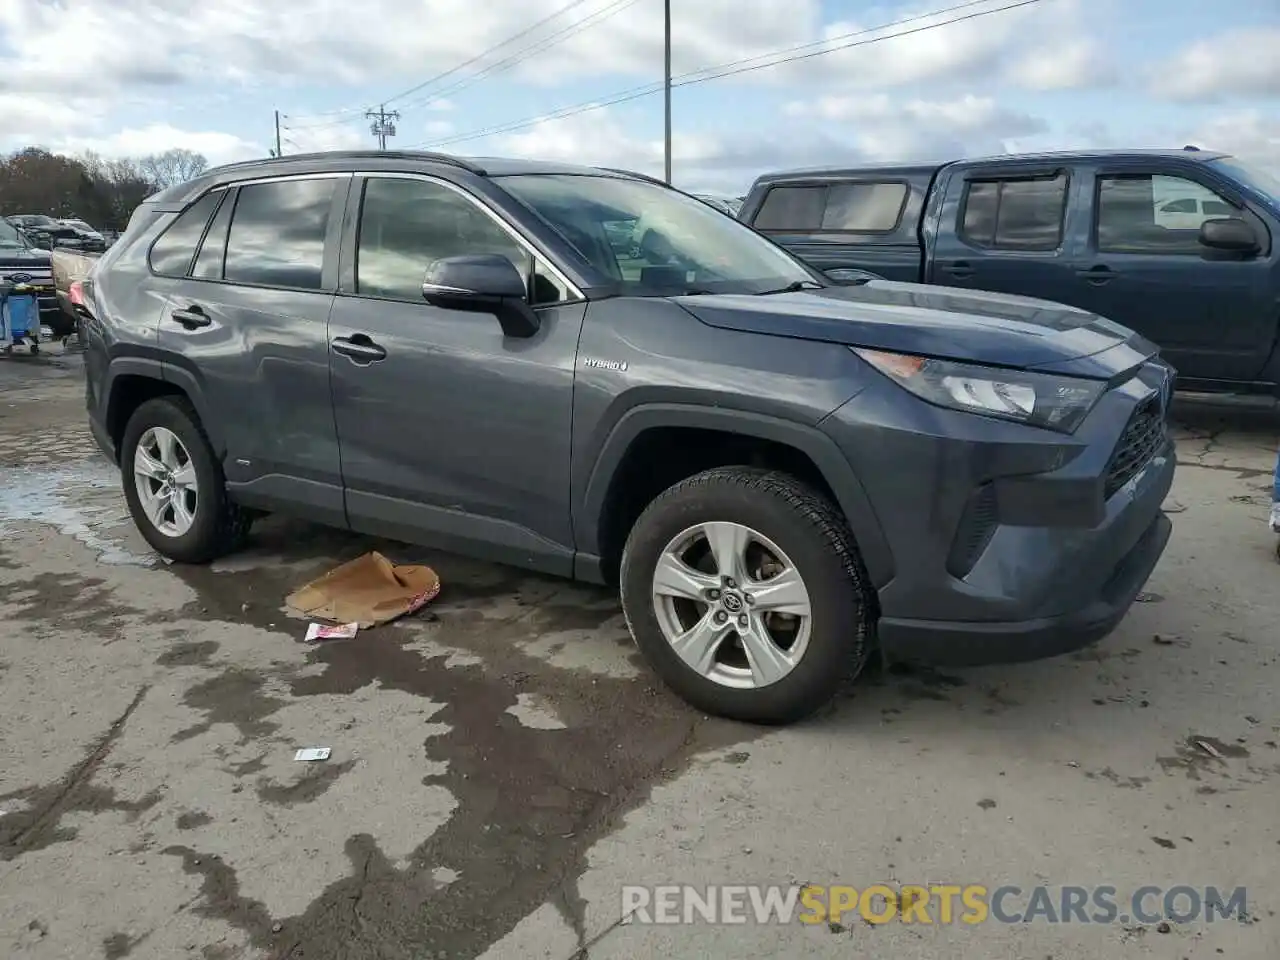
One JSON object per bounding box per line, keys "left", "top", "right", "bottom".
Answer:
{"left": 166, "top": 612, "right": 750, "bottom": 959}
{"left": 173, "top": 668, "right": 288, "bottom": 744}
{"left": 0, "top": 572, "right": 142, "bottom": 639}
{"left": 1157, "top": 736, "right": 1250, "bottom": 780}
{"left": 177, "top": 810, "right": 214, "bottom": 830}
{"left": 0, "top": 686, "right": 159, "bottom": 859}
{"left": 256, "top": 760, "right": 358, "bottom": 806}
{"left": 1085, "top": 767, "right": 1151, "bottom": 789}
{"left": 102, "top": 930, "right": 149, "bottom": 958}
{"left": 156, "top": 641, "right": 220, "bottom": 667}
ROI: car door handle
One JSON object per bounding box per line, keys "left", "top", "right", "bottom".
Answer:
{"left": 1076, "top": 265, "right": 1116, "bottom": 285}
{"left": 331, "top": 334, "right": 387, "bottom": 364}
{"left": 170, "top": 306, "right": 210, "bottom": 329}
{"left": 944, "top": 261, "right": 974, "bottom": 279}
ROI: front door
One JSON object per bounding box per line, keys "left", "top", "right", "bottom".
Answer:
{"left": 155, "top": 174, "right": 349, "bottom": 526}
{"left": 327, "top": 173, "right": 586, "bottom": 574}
{"left": 1062, "top": 170, "right": 1276, "bottom": 383}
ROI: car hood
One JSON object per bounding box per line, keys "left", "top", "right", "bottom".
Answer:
{"left": 676, "top": 280, "right": 1158, "bottom": 375}
{"left": 0, "top": 247, "right": 52, "bottom": 269}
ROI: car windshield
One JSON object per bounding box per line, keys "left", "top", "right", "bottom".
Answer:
{"left": 0, "top": 220, "right": 29, "bottom": 248}
{"left": 1210, "top": 157, "right": 1280, "bottom": 207}
{"left": 64, "top": 220, "right": 93, "bottom": 231}
{"left": 19, "top": 215, "right": 58, "bottom": 227}
{"left": 498, "top": 174, "right": 816, "bottom": 296}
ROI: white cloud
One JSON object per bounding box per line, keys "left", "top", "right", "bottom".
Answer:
{"left": 1008, "top": 38, "right": 1115, "bottom": 91}
{"left": 1152, "top": 27, "right": 1280, "bottom": 101}
{"left": 1190, "top": 110, "right": 1280, "bottom": 171}
{"left": 46, "top": 124, "right": 262, "bottom": 167}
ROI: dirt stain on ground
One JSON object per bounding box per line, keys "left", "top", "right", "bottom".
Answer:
{"left": 152, "top": 535, "right": 755, "bottom": 960}
{"left": 156, "top": 641, "right": 220, "bottom": 667}
{"left": 177, "top": 810, "right": 214, "bottom": 830}
{"left": 1157, "top": 735, "right": 1250, "bottom": 781}
{"left": 0, "top": 686, "right": 160, "bottom": 859}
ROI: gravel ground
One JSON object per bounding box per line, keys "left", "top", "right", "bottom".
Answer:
{"left": 0, "top": 347, "right": 1277, "bottom": 960}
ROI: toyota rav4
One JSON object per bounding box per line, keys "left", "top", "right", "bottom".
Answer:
{"left": 81, "top": 151, "right": 1176, "bottom": 724}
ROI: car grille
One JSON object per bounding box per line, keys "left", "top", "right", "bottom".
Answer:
{"left": 1104, "top": 394, "right": 1166, "bottom": 499}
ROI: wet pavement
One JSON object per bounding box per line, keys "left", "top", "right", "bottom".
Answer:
{"left": 1, "top": 351, "right": 1278, "bottom": 959}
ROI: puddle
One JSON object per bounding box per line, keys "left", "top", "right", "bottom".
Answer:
{"left": 0, "top": 461, "right": 156, "bottom": 566}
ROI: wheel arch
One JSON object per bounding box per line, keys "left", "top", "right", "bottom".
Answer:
{"left": 576, "top": 404, "right": 894, "bottom": 589}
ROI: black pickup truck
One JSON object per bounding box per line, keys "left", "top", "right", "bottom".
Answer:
{"left": 739, "top": 149, "right": 1280, "bottom": 395}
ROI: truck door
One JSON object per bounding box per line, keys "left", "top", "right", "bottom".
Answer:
{"left": 928, "top": 164, "right": 1086, "bottom": 307}
{"left": 1060, "top": 166, "right": 1276, "bottom": 384}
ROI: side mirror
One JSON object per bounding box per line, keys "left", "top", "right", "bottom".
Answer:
{"left": 1198, "top": 217, "right": 1259, "bottom": 255}
{"left": 421, "top": 254, "right": 540, "bottom": 338}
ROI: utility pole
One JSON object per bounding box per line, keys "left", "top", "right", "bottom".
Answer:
{"left": 274, "top": 110, "right": 282, "bottom": 157}
{"left": 663, "top": 0, "right": 672, "bottom": 184}
{"left": 366, "top": 104, "right": 400, "bottom": 151}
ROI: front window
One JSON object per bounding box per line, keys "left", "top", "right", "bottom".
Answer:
{"left": 498, "top": 174, "right": 816, "bottom": 296}
{"left": 1209, "top": 157, "right": 1280, "bottom": 207}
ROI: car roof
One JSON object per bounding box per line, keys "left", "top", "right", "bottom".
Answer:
{"left": 751, "top": 149, "right": 1232, "bottom": 185}
{"left": 145, "top": 150, "right": 655, "bottom": 207}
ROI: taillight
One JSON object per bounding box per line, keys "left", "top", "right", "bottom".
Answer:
{"left": 69, "top": 280, "right": 84, "bottom": 306}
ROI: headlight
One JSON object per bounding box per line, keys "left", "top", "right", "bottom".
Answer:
{"left": 852, "top": 347, "right": 1105, "bottom": 433}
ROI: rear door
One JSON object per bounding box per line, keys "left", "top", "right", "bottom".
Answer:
{"left": 1059, "top": 165, "right": 1276, "bottom": 383}
{"left": 929, "top": 163, "right": 1085, "bottom": 303}
{"left": 154, "top": 174, "right": 349, "bottom": 527}
{"left": 327, "top": 172, "right": 586, "bottom": 574}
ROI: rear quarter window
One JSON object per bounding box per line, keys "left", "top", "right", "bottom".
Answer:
{"left": 148, "top": 191, "right": 223, "bottom": 277}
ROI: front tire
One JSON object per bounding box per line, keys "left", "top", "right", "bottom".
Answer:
{"left": 120, "top": 397, "right": 252, "bottom": 564}
{"left": 620, "top": 466, "right": 873, "bottom": 725}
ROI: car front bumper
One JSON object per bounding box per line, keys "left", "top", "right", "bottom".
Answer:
{"left": 824, "top": 358, "right": 1176, "bottom": 666}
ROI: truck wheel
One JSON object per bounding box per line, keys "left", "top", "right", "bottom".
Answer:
{"left": 120, "top": 397, "right": 253, "bottom": 564}
{"left": 620, "top": 466, "right": 872, "bottom": 724}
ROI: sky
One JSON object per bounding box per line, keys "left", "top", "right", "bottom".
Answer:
{"left": 0, "top": 0, "right": 1276, "bottom": 195}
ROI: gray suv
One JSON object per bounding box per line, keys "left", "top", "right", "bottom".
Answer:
{"left": 82, "top": 151, "right": 1176, "bottom": 724}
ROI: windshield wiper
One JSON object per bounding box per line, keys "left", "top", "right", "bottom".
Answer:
{"left": 756, "top": 280, "right": 822, "bottom": 295}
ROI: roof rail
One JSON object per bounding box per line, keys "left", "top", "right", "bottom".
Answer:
{"left": 599, "top": 166, "right": 670, "bottom": 186}
{"left": 205, "top": 150, "right": 487, "bottom": 176}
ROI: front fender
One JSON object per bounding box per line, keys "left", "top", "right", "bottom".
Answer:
{"left": 573, "top": 402, "right": 894, "bottom": 588}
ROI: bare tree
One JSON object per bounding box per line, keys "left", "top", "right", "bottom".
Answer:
{"left": 137, "top": 148, "right": 209, "bottom": 188}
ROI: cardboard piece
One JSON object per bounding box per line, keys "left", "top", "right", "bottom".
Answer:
{"left": 286, "top": 551, "right": 441, "bottom": 628}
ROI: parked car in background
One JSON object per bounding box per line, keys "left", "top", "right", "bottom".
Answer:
{"left": 50, "top": 246, "right": 101, "bottom": 339}
{"left": 6, "top": 214, "right": 105, "bottom": 253}
{"left": 694, "top": 194, "right": 742, "bottom": 216}
{"left": 82, "top": 149, "right": 1174, "bottom": 724}
{"left": 58, "top": 218, "right": 109, "bottom": 248}
{"left": 738, "top": 149, "right": 1280, "bottom": 397}
{"left": 0, "top": 217, "right": 64, "bottom": 335}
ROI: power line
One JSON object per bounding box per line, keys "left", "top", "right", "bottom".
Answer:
{"left": 366, "top": 105, "right": 400, "bottom": 150}
{"left": 409, "top": 0, "right": 1044, "bottom": 150}
{"left": 281, "top": 0, "right": 604, "bottom": 131}
{"left": 392, "top": 0, "right": 642, "bottom": 114}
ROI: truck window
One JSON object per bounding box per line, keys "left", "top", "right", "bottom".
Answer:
{"left": 753, "top": 182, "right": 907, "bottom": 233}
{"left": 959, "top": 174, "right": 1067, "bottom": 251}
{"left": 1097, "top": 174, "right": 1240, "bottom": 255}
{"left": 821, "top": 183, "right": 907, "bottom": 231}
{"left": 753, "top": 186, "right": 825, "bottom": 231}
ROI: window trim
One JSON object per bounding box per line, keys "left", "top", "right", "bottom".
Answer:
{"left": 957, "top": 171, "right": 1070, "bottom": 253}
{"left": 1091, "top": 171, "right": 1245, "bottom": 258}
{"left": 190, "top": 172, "right": 351, "bottom": 293}
{"left": 752, "top": 179, "right": 910, "bottom": 236}
{"left": 341, "top": 171, "right": 585, "bottom": 306}
{"left": 146, "top": 188, "right": 226, "bottom": 279}
{"left": 188, "top": 188, "right": 232, "bottom": 280}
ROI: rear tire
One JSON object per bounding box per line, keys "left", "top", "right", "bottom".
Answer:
{"left": 620, "top": 466, "right": 873, "bottom": 725}
{"left": 120, "top": 397, "right": 252, "bottom": 564}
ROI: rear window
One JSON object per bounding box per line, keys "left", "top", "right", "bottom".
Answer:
{"left": 959, "top": 174, "right": 1068, "bottom": 251}
{"left": 753, "top": 181, "right": 907, "bottom": 233}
